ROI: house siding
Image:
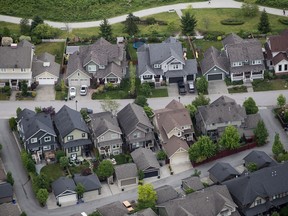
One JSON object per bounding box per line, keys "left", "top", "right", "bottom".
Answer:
{"left": 64, "top": 129, "right": 88, "bottom": 143}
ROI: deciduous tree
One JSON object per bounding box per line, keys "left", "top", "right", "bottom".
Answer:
{"left": 277, "top": 94, "right": 286, "bottom": 108}
{"left": 188, "top": 136, "right": 216, "bottom": 163}
{"left": 185, "top": 104, "right": 197, "bottom": 119}
{"left": 129, "top": 62, "right": 136, "bottom": 97}
{"left": 254, "top": 120, "right": 268, "bottom": 146}
{"left": 258, "top": 9, "right": 271, "bottom": 34}
{"left": 180, "top": 12, "right": 197, "bottom": 36}
{"left": 134, "top": 95, "right": 148, "bottom": 107}
{"left": 75, "top": 183, "right": 85, "bottom": 199}
{"left": 140, "top": 83, "right": 152, "bottom": 97}
{"left": 32, "top": 23, "right": 60, "bottom": 39}
{"left": 100, "top": 97, "right": 120, "bottom": 116}
{"left": 219, "top": 125, "right": 240, "bottom": 150}
{"left": 192, "top": 93, "right": 210, "bottom": 108}
{"left": 20, "top": 18, "right": 30, "bottom": 35}
{"left": 246, "top": 162, "right": 258, "bottom": 172}
{"left": 241, "top": 2, "right": 259, "bottom": 17}
{"left": 59, "top": 157, "right": 69, "bottom": 169}
{"left": 272, "top": 133, "right": 285, "bottom": 156}
{"left": 36, "top": 189, "right": 49, "bottom": 206}
{"left": 31, "top": 15, "right": 44, "bottom": 31}
{"left": 6, "top": 171, "right": 14, "bottom": 186}
{"left": 138, "top": 184, "right": 157, "bottom": 210}
{"left": 243, "top": 97, "right": 258, "bottom": 114}
{"left": 196, "top": 76, "right": 208, "bottom": 94}
{"left": 97, "top": 160, "right": 114, "bottom": 179}
{"left": 143, "top": 106, "right": 154, "bottom": 118}
{"left": 99, "top": 18, "right": 113, "bottom": 42}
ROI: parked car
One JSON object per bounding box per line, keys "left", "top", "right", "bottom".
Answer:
{"left": 122, "top": 201, "right": 134, "bottom": 212}
{"left": 187, "top": 81, "right": 195, "bottom": 93}
{"left": 80, "top": 85, "right": 88, "bottom": 96}
{"left": 69, "top": 87, "right": 76, "bottom": 98}
{"left": 178, "top": 81, "right": 187, "bottom": 95}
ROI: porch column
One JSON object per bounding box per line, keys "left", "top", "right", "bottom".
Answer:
{"left": 140, "top": 76, "right": 144, "bottom": 84}
{"left": 231, "top": 74, "right": 234, "bottom": 82}
{"left": 183, "top": 75, "right": 187, "bottom": 83}
{"left": 28, "top": 79, "right": 31, "bottom": 87}
{"left": 9, "top": 79, "right": 12, "bottom": 88}
{"left": 250, "top": 71, "right": 253, "bottom": 81}
{"left": 104, "top": 78, "right": 107, "bottom": 84}
{"left": 159, "top": 75, "right": 163, "bottom": 82}
{"left": 166, "top": 77, "right": 169, "bottom": 84}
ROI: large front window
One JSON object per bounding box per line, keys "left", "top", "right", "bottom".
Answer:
{"left": 232, "top": 62, "right": 243, "bottom": 67}
{"left": 143, "top": 75, "right": 153, "bottom": 80}
{"left": 68, "top": 146, "right": 79, "bottom": 153}
{"left": 252, "top": 60, "right": 262, "bottom": 65}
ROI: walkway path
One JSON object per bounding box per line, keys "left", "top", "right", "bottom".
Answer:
{"left": 0, "top": 0, "right": 285, "bottom": 29}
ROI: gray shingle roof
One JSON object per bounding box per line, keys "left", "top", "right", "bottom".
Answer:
{"left": 181, "top": 176, "right": 204, "bottom": 191}
{"left": 97, "top": 201, "right": 129, "bottom": 216}
{"left": 131, "top": 148, "right": 160, "bottom": 171}
{"left": 126, "top": 208, "right": 157, "bottom": 216}
{"left": 0, "top": 183, "right": 13, "bottom": 199}
{"left": 73, "top": 174, "right": 101, "bottom": 192}
{"left": 117, "top": 103, "right": 153, "bottom": 136}
{"left": 114, "top": 163, "right": 138, "bottom": 180}
{"left": 66, "top": 46, "right": 80, "bottom": 55}
{"left": 32, "top": 52, "right": 60, "bottom": 78}
{"left": 222, "top": 33, "right": 243, "bottom": 47}
{"left": 156, "top": 185, "right": 179, "bottom": 204}
{"left": 208, "top": 162, "right": 239, "bottom": 183}
{"left": 243, "top": 150, "right": 277, "bottom": 169}
{"left": 54, "top": 105, "right": 89, "bottom": 137}
{"left": 52, "top": 177, "right": 76, "bottom": 197}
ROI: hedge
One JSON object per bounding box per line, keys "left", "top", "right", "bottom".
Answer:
{"left": 279, "top": 18, "right": 288, "bottom": 25}
{"left": 221, "top": 18, "right": 245, "bottom": 25}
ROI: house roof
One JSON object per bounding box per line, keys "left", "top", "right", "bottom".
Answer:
{"left": 54, "top": 105, "right": 89, "bottom": 137}
{"left": 0, "top": 40, "right": 33, "bottom": 68}
{"left": 117, "top": 103, "right": 153, "bottom": 136}
{"left": 52, "top": 177, "right": 76, "bottom": 197}
{"left": 126, "top": 208, "right": 157, "bottom": 216}
{"left": 131, "top": 148, "right": 160, "bottom": 171}
{"left": 243, "top": 150, "right": 277, "bottom": 169}
{"left": 272, "top": 52, "right": 288, "bottom": 65}
{"left": 73, "top": 173, "right": 101, "bottom": 192}
{"left": 97, "top": 201, "right": 129, "bottom": 216}
{"left": 157, "top": 185, "right": 238, "bottom": 216}
{"left": 267, "top": 31, "right": 288, "bottom": 53}
{"left": 243, "top": 113, "right": 261, "bottom": 129}
{"left": 223, "top": 161, "right": 288, "bottom": 207}
{"left": 66, "top": 46, "right": 80, "bottom": 55}
{"left": 163, "top": 136, "right": 189, "bottom": 158}
{"left": 155, "top": 185, "right": 179, "bottom": 204}
{"left": 89, "top": 111, "right": 122, "bottom": 138}
{"left": 181, "top": 176, "right": 204, "bottom": 191}
{"left": 0, "top": 183, "right": 13, "bottom": 199}
{"left": 114, "top": 163, "right": 138, "bottom": 180}
{"left": 222, "top": 33, "right": 244, "bottom": 47}
{"left": 208, "top": 162, "right": 239, "bottom": 183}
{"left": 32, "top": 52, "right": 60, "bottom": 78}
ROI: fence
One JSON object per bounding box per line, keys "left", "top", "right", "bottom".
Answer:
{"left": 41, "top": 39, "right": 66, "bottom": 42}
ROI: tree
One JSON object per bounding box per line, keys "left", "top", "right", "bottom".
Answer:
{"left": 21, "top": 80, "right": 28, "bottom": 97}
{"left": 20, "top": 18, "right": 30, "bottom": 35}
{"left": 196, "top": 76, "right": 208, "bottom": 94}
{"left": 185, "top": 104, "right": 197, "bottom": 119}
{"left": 134, "top": 95, "right": 148, "bottom": 107}
{"left": 138, "top": 184, "right": 157, "bottom": 210}
{"left": 129, "top": 62, "right": 136, "bottom": 97}
{"left": 219, "top": 125, "right": 240, "bottom": 150}
{"left": 19, "top": 35, "right": 31, "bottom": 42}
{"left": 241, "top": 2, "right": 259, "bottom": 17}
{"left": 34, "top": 174, "right": 50, "bottom": 191}
{"left": 32, "top": 23, "right": 60, "bottom": 39}
{"left": 246, "top": 162, "right": 258, "bottom": 172}
{"left": 188, "top": 136, "right": 216, "bottom": 163}
{"left": 140, "top": 83, "right": 152, "bottom": 97}
{"left": 124, "top": 13, "right": 139, "bottom": 36}
{"left": 254, "top": 120, "right": 268, "bottom": 146}
{"left": 20, "top": 212, "right": 27, "bottom": 216}
{"left": 16, "top": 107, "right": 22, "bottom": 116}
{"left": 277, "top": 94, "right": 286, "bottom": 108}
{"left": 36, "top": 188, "right": 49, "bottom": 206}
{"left": 88, "top": 211, "right": 102, "bottom": 216}
{"left": 97, "top": 160, "right": 114, "bottom": 179}
{"left": 192, "top": 93, "right": 210, "bottom": 108}
{"left": 80, "top": 109, "right": 88, "bottom": 120}
{"left": 157, "top": 150, "right": 167, "bottom": 160}
{"left": 99, "top": 18, "right": 113, "bottom": 42}
{"left": 258, "top": 9, "right": 271, "bottom": 34}
{"left": 6, "top": 171, "right": 14, "bottom": 186}
{"left": 143, "top": 106, "right": 154, "bottom": 118}
{"left": 100, "top": 97, "right": 120, "bottom": 116}
{"left": 75, "top": 183, "right": 85, "bottom": 199}
{"left": 21, "top": 151, "right": 36, "bottom": 173}
{"left": 59, "top": 157, "right": 69, "bottom": 169}
{"left": 243, "top": 97, "right": 258, "bottom": 114}
{"left": 180, "top": 12, "right": 197, "bottom": 36}
{"left": 9, "top": 117, "right": 17, "bottom": 131}
{"left": 272, "top": 133, "right": 285, "bottom": 156}
{"left": 55, "top": 150, "right": 65, "bottom": 162}
{"left": 167, "top": 21, "right": 177, "bottom": 33}
{"left": 31, "top": 15, "right": 44, "bottom": 31}
{"left": 138, "top": 170, "right": 144, "bottom": 180}
{"left": 35, "top": 106, "right": 42, "bottom": 113}
{"left": 271, "top": 212, "right": 280, "bottom": 216}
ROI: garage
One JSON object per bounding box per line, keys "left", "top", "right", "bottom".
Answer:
{"left": 169, "top": 77, "right": 183, "bottom": 83}
{"left": 144, "top": 170, "right": 159, "bottom": 178}
{"left": 57, "top": 193, "right": 77, "bottom": 205}
{"left": 37, "top": 77, "right": 57, "bottom": 85}
{"left": 170, "top": 152, "right": 189, "bottom": 165}
{"left": 69, "top": 78, "right": 90, "bottom": 86}
{"left": 187, "top": 75, "right": 194, "bottom": 81}
{"left": 207, "top": 73, "right": 223, "bottom": 81}
{"left": 120, "top": 178, "right": 137, "bottom": 186}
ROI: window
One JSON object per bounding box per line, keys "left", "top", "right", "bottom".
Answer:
{"left": 111, "top": 134, "right": 118, "bottom": 139}
{"left": 252, "top": 60, "right": 262, "bottom": 65}
{"left": 113, "top": 145, "right": 116, "bottom": 149}
{"left": 113, "top": 150, "right": 119, "bottom": 155}
{"left": 44, "top": 136, "right": 51, "bottom": 142}
{"left": 21, "top": 68, "right": 26, "bottom": 72}
{"left": 154, "top": 64, "right": 160, "bottom": 68}
{"left": 116, "top": 144, "right": 120, "bottom": 148}
{"left": 232, "top": 62, "right": 243, "bottom": 67}
{"left": 67, "top": 135, "right": 74, "bottom": 141}
{"left": 31, "top": 138, "right": 37, "bottom": 143}
{"left": 285, "top": 64, "right": 288, "bottom": 71}
{"left": 133, "top": 133, "right": 138, "bottom": 138}
{"left": 82, "top": 133, "right": 86, "bottom": 138}
{"left": 68, "top": 146, "right": 79, "bottom": 153}
{"left": 279, "top": 65, "right": 282, "bottom": 71}
{"left": 0, "top": 69, "right": 6, "bottom": 72}
{"left": 88, "top": 65, "right": 96, "bottom": 72}
{"left": 255, "top": 199, "right": 262, "bottom": 206}
{"left": 99, "top": 65, "right": 105, "bottom": 69}
{"left": 43, "top": 146, "right": 51, "bottom": 151}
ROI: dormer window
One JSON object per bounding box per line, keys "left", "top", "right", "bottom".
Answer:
{"left": 99, "top": 65, "right": 105, "bottom": 69}
{"left": 154, "top": 64, "right": 160, "bottom": 68}
{"left": 88, "top": 65, "right": 96, "bottom": 72}
{"left": 252, "top": 60, "right": 262, "bottom": 65}
{"left": 31, "top": 138, "right": 37, "bottom": 143}
{"left": 232, "top": 62, "right": 242, "bottom": 67}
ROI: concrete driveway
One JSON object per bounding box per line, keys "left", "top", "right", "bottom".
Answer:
{"left": 208, "top": 80, "right": 228, "bottom": 95}
{"left": 35, "top": 85, "right": 55, "bottom": 101}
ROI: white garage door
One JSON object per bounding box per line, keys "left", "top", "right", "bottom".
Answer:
{"left": 170, "top": 152, "right": 189, "bottom": 165}
{"left": 38, "top": 77, "right": 56, "bottom": 85}
{"left": 69, "top": 78, "right": 90, "bottom": 86}
{"left": 58, "top": 194, "right": 77, "bottom": 205}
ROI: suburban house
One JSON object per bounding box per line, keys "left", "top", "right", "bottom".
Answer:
{"left": 155, "top": 185, "right": 180, "bottom": 205}
{"left": 223, "top": 161, "right": 288, "bottom": 216}
{"left": 0, "top": 183, "right": 13, "bottom": 204}
{"left": 117, "top": 103, "right": 155, "bottom": 151}
{"left": 265, "top": 30, "right": 288, "bottom": 74}
{"left": 52, "top": 177, "right": 77, "bottom": 206}
{"left": 54, "top": 105, "right": 92, "bottom": 160}
{"left": 222, "top": 33, "right": 265, "bottom": 82}
{"left": 66, "top": 37, "right": 127, "bottom": 87}
{"left": 32, "top": 52, "right": 60, "bottom": 85}
{"left": 157, "top": 185, "right": 240, "bottom": 216}
{"left": 17, "top": 108, "right": 58, "bottom": 162}
{"left": 137, "top": 37, "right": 198, "bottom": 85}
{"left": 201, "top": 46, "right": 230, "bottom": 81}
{"left": 208, "top": 162, "right": 239, "bottom": 184}
{"left": 114, "top": 163, "right": 138, "bottom": 190}
{"left": 131, "top": 147, "right": 160, "bottom": 178}
{"left": 153, "top": 100, "right": 193, "bottom": 165}
{"left": 73, "top": 173, "right": 102, "bottom": 199}
{"left": 97, "top": 201, "right": 129, "bottom": 216}
{"left": 88, "top": 111, "right": 123, "bottom": 157}
{"left": 0, "top": 40, "right": 34, "bottom": 88}
{"left": 181, "top": 176, "right": 204, "bottom": 192}
{"left": 195, "top": 96, "right": 261, "bottom": 140}
{"left": 243, "top": 150, "right": 277, "bottom": 170}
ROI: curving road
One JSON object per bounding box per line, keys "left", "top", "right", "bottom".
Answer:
{"left": 0, "top": 0, "right": 285, "bottom": 29}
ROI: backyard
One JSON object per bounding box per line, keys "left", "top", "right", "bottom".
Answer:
{"left": 35, "top": 42, "right": 66, "bottom": 64}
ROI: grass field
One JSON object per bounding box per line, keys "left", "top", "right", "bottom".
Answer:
{"left": 0, "top": 21, "right": 20, "bottom": 35}
{"left": 253, "top": 79, "right": 288, "bottom": 92}
{"left": 35, "top": 42, "right": 65, "bottom": 64}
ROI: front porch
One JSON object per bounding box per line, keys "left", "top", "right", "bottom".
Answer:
{"left": 231, "top": 70, "right": 264, "bottom": 82}
{"left": 141, "top": 75, "right": 164, "bottom": 87}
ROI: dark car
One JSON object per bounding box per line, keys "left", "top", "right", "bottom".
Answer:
{"left": 178, "top": 81, "right": 187, "bottom": 95}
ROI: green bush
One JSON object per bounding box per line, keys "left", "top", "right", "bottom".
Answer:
{"left": 204, "top": 31, "right": 225, "bottom": 41}
{"left": 54, "top": 84, "right": 62, "bottom": 91}
{"left": 9, "top": 117, "right": 17, "bottom": 131}
{"left": 221, "top": 18, "right": 244, "bottom": 25}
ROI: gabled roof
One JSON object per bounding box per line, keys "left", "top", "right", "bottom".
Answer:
{"left": 222, "top": 33, "right": 243, "bottom": 47}
{"left": 0, "top": 183, "right": 13, "bottom": 199}
{"left": 114, "top": 163, "right": 138, "bottom": 180}
{"left": 131, "top": 148, "right": 160, "bottom": 171}
{"left": 54, "top": 105, "right": 89, "bottom": 137}
{"left": 66, "top": 46, "right": 80, "bottom": 55}
{"left": 97, "top": 201, "right": 129, "bottom": 216}
{"left": 163, "top": 136, "right": 189, "bottom": 158}
{"left": 181, "top": 176, "right": 204, "bottom": 191}
{"left": 117, "top": 103, "right": 153, "bottom": 136}
{"left": 73, "top": 173, "right": 101, "bottom": 192}
{"left": 52, "top": 177, "right": 76, "bottom": 197}
{"left": 32, "top": 52, "right": 60, "bottom": 78}
{"left": 272, "top": 52, "right": 288, "bottom": 65}
{"left": 89, "top": 111, "right": 122, "bottom": 137}
{"left": 268, "top": 30, "right": 288, "bottom": 52}
{"left": 156, "top": 185, "right": 179, "bottom": 204}
{"left": 243, "top": 150, "right": 277, "bottom": 169}
{"left": 208, "top": 162, "right": 239, "bottom": 183}
{"left": 126, "top": 208, "right": 157, "bottom": 216}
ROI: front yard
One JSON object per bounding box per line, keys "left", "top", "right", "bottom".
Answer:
{"left": 228, "top": 86, "right": 248, "bottom": 93}
{"left": 252, "top": 79, "right": 288, "bottom": 92}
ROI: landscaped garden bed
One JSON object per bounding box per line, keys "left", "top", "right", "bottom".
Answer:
{"left": 16, "top": 91, "right": 37, "bottom": 100}
{"left": 228, "top": 86, "right": 247, "bottom": 93}
{"left": 0, "top": 86, "right": 11, "bottom": 100}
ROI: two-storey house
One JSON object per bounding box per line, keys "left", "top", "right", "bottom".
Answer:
{"left": 66, "top": 38, "right": 127, "bottom": 87}
{"left": 223, "top": 33, "right": 265, "bottom": 82}
{"left": 117, "top": 103, "right": 155, "bottom": 151}
{"left": 153, "top": 100, "right": 194, "bottom": 165}
{"left": 54, "top": 105, "right": 92, "bottom": 160}
{"left": 0, "top": 40, "right": 34, "bottom": 88}
{"left": 88, "top": 111, "right": 123, "bottom": 157}
{"left": 137, "top": 37, "right": 198, "bottom": 86}
{"left": 17, "top": 108, "right": 58, "bottom": 162}
{"left": 265, "top": 30, "right": 288, "bottom": 74}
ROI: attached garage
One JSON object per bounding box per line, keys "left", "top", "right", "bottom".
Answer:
{"left": 144, "top": 170, "right": 159, "bottom": 178}
{"left": 169, "top": 77, "right": 184, "bottom": 83}
{"left": 207, "top": 73, "right": 223, "bottom": 81}
{"left": 67, "top": 70, "right": 91, "bottom": 87}
{"left": 187, "top": 75, "right": 194, "bottom": 81}
{"left": 170, "top": 151, "right": 189, "bottom": 165}
{"left": 35, "top": 72, "right": 59, "bottom": 85}
{"left": 115, "top": 163, "right": 138, "bottom": 189}
{"left": 57, "top": 193, "right": 77, "bottom": 205}
{"left": 52, "top": 177, "right": 77, "bottom": 205}
{"left": 121, "top": 178, "right": 137, "bottom": 186}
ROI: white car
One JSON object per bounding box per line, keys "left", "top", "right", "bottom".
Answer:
{"left": 80, "top": 85, "right": 88, "bottom": 96}
{"left": 69, "top": 87, "right": 76, "bottom": 98}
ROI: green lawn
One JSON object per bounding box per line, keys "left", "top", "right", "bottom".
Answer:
{"left": 68, "top": 162, "right": 90, "bottom": 175}
{"left": 127, "top": 43, "right": 138, "bottom": 62}
{"left": 35, "top": 42, "right": 65, "bottom": 64}
{"left": 150, "top": 88, "right": 168, "bottom": 97}
{"left": 92, "top": 90, "right": 130, "bottom": 100}
{"left": 40, "top": 164, "right": 65, "bottom": 182}
{"left": 114, "top": 154, "right": 132, "bottom": 165}
{"left": 193, "top": 40, "right": 223, "bottom": 60}
{"left": 0, "top": 93, "right": 10, "bottom": 100}
{"left": 228, "top": 86, "right": 248, "bottom": 93}
{"left": 253, "top": 79, "right": 288, "bottom": 92}
{"left": 55, "top": 87, "right": 68, "bottom": 100}
{"left": 0, "top": 21, "right": 20, "bottom": 35}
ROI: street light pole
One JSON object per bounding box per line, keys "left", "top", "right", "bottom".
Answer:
{"left": 76, "top": 100, "right": 78, "bottom": 111}
{"left": 178, "top": 96, "right": 180, "bottom": 102}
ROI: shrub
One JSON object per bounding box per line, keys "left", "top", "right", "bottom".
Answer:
{"left": 138, "top": 170, "right": 144, "bottom": 180}
{"left": 279, "top": 18, "right": 288, "bottom": 25}
{"left": 31, "top": 91, "right": 37, "bottom": 97}
{"left": 145, "top": 17, "right": 157, "bottom": 25}
{"left": 9, "top": 117, "right": 17, "bottom": 131}
{"left": 204, "top": 31, "right": 225, "bottom": 41}
{"left": 221, "top": 18, "right": 244, "bottom": 25}
{"left": 157, "top": 150, "right": 167, "bottom": 160}
{"left": 54, "top": 84, "right": 62, "bottom": 91}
